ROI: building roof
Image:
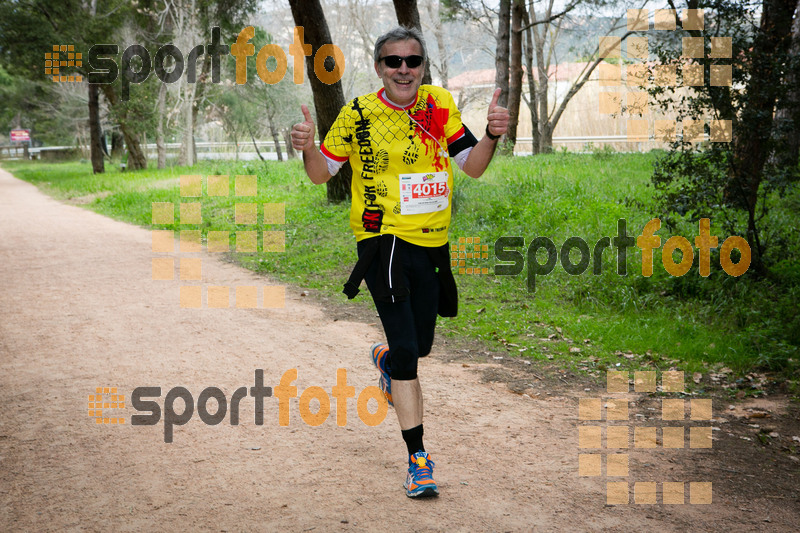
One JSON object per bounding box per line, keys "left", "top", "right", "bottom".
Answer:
{"left": 448, "top": 63, "right": 592, "bottom": 91}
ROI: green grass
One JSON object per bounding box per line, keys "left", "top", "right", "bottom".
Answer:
{"left": 441, "top": 152, "right": 774, "bottom": 377}
{"left": 3, "top": 155, "right": 797, "bottom": 385}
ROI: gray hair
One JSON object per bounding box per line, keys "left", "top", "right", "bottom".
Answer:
{"left": 373, "top": 26, "right": 428, "bottom": 64}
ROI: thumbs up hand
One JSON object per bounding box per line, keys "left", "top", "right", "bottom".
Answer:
{"left": 291, "top": 104, "right": 316, "bottom": 152}
{"left": 486, "top": 88, "right": 509, "bottom": 139}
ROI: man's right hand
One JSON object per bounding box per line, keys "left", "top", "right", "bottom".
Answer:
{"left": 291, "top": 104, "right": 316, "bottom": 152}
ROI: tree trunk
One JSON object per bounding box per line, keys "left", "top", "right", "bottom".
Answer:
{"left": 124, "top": 129, "right": 147, "bottom": 170}
{"left": 283, "top": 130, "right": 297, "bottom": 159}
{"left": 540, "top": 117, "right": 554, "bottom": 152}
{"left": 156, "top": 82, "right": 166, "bottom": 169}
{"left": 267, "top": 112, "right": 283, "bottom": 162}
{"left": 248, "top": 125, "right": 265, "bottom": 162}
{"left": 288, "top": 0, "right": 352, "bottom": 203}
{"left": 506, "top": 0, "right": 525, "bottom": 150}
{"left": 770, "top": 0, "right": 800, "bottom": 169}
{"left": 177, "top": 0, "right": 200, "bottom": 167}
{"left": 110, "top": 131, "right": 124, "bottom": 159}
{"left": 232, "top": 128, "right": 239, "bottom": 161}
{"left": 495, "top": 0, "right": 511, "bottom": 108}
{"left": 533, "top": 19, "right": 550, "bottom": 153}
{"left": 728, "top": 0, "right": 796, "bottom": 272}
{"left": 427, "top": 0, "right": 448, "bottom": 88}
{"left": 522, "top": 6, "right": 540, "bottom": 155}
{"left": 190, "top": 51, "right": 211, "bottom": 165}
{"left": 88, "top": 83, "right": 104, "bottom": 174}
{"left": 100, "top": 84, "right": 147, "bottom": 170}
{"left": 391, "top": 0, "right": 433, "bottom": 85}
{"left": 180, "top": 79, "right": 196, "bottom": 166}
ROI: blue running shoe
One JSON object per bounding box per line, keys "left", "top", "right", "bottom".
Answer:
{"left": 369, "top": 342, "right": 393, "bottom": 406}
{"left": 404, "top": 451, "right": 439, "bottom": 498}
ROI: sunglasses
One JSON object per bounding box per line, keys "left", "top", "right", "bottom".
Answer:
{"left": 379, "top": 55, "right": 424, "bottom": 69}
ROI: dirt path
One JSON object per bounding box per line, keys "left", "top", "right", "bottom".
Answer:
{"left": 0, "top": 166, "right": 798, "bottom": 532}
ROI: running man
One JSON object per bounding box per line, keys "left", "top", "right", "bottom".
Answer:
{"left": 291, "top": 26, "right": 509, "bottom": 498}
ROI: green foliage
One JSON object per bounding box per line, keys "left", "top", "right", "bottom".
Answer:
{"left": 209, "top": 26, "right": 307, "bottom": 147}
{"left": 0, "top": 0, "right": 133, "bottom": 146}
{"left": 0, "top": 0, "right": 131, "bottom": 77}
{"left": 651, "top": 144, "right": 733, "bottom": 227}
{"left": 0, "top": 63, "right": 84, "bottom": 145}
{"left": 647, "top": 0, "right": 800, "bottom": 275}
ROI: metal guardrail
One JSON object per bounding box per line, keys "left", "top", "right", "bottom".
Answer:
{"left": 2, "top": 135, "right": 684, "bottom": 160}
{"left": 18, "top": 141, "right": 286, "bottom": 154}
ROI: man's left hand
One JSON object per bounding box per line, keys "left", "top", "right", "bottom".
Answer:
{"left": 487, "top": 88, "right": 510, "bottom": 139}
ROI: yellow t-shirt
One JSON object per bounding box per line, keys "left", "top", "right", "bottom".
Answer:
{"left": 321, "top": 85, "right": 469, "bottom": 247}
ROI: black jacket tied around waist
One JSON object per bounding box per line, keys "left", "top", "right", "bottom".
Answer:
{"left": 343, "top": 234, "right": 458, "bottom": 318}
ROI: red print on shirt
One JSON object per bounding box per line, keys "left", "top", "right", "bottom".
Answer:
{"left": 409, "top": 94, "right": 449, "bottom": 171}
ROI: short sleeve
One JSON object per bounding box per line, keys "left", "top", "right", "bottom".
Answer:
{"left": 441, "top": 90, "right": 477, "bottom": 157}
{"left": 321, "top": 101, "right": 355, "bottom": 163}
{"left": 443, "top": 91, "right": 467, "bottom": 146}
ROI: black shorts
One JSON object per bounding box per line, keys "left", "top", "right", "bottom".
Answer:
{"left": 358, "top": 236, "right": 440, "bottom": 381}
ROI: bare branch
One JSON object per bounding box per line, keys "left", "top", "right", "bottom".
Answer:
{"left": 548, "top": 29, "right": 636, "bottom": 125}
{"left": 519, "top": 0, "right": 579, "bottom": 31}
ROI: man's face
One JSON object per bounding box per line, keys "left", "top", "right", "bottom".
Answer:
{"left": 374, "top": 39, "right": 424, "bottom": 107}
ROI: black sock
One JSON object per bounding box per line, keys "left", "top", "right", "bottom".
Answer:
{"left": 401, "top": 424, "right": 425, "bottom": 455}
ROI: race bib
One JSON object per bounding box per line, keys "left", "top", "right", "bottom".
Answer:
{"left": 399, "top": 171, "right": 450, "bottom": 215}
